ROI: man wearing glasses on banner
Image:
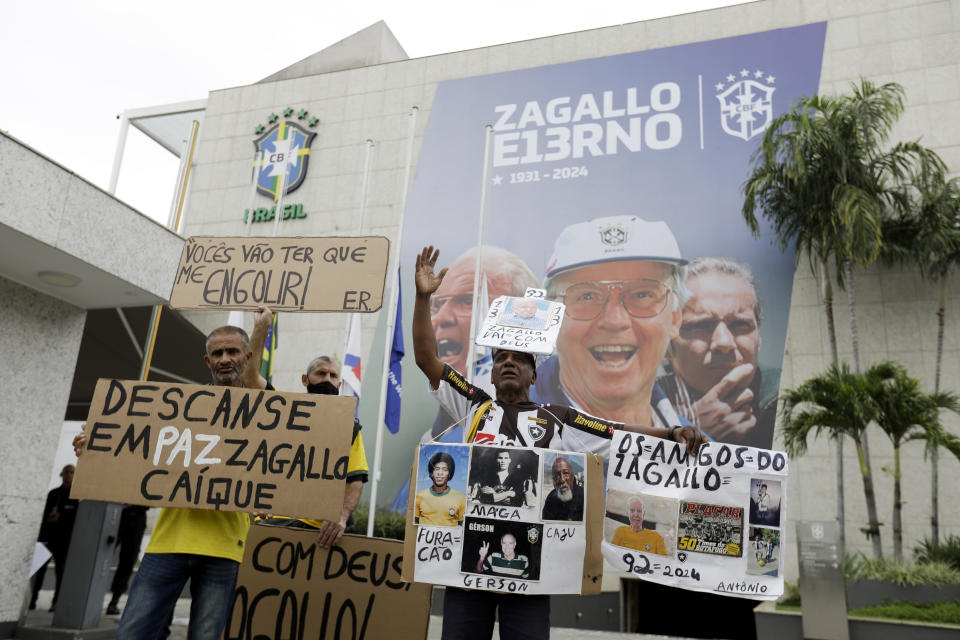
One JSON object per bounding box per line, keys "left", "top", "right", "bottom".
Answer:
{"left": 532, "top": 215, "right": 690, "bottom": 431}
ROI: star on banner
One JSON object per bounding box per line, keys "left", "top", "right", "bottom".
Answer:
{"left": 492, "top": 174, "right": 503, "bottom": 185}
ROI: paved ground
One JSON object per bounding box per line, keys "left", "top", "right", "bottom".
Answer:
{"left": 22, "top": 590, "right": 702, "bottom": 640}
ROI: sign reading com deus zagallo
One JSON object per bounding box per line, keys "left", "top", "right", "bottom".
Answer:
{"left": 226, "top": 527, "right": 432, "bottom": 640}
{"left": 602, "top": 431, "right": 788, "bottom": 599}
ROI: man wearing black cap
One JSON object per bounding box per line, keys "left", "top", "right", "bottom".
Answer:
{"left": 413, "top": 245, "right": 704, "bottom": 640}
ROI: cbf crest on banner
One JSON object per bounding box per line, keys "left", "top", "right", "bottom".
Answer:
{"left": 253, "top": 116, "right": 317, "bottom": 200}
{"left": 602, "top": 431, "right": 788, "bottom": 600}
{"left": 715, "top": 70, "right": 776, "bottom": 141}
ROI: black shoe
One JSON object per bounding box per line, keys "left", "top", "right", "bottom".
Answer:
{"left": 106, "top": 603, "right": 120, "bottom": 615}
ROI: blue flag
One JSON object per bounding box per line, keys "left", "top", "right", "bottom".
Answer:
{"left": 385, "top": 276, "right": 404, "bottom": 434}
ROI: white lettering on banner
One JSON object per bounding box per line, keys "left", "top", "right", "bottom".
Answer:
{"left": 492, "top": 84, "right": 683, "bottom": 166}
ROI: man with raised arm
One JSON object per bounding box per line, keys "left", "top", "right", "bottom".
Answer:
{"left": 413, "top": 245, "right": 704, "bottom": 640}
{"left": 73, "top": 325, "right": 255, "bottom": 640}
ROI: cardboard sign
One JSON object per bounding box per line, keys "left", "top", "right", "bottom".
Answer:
{"left": 602, "top": 431, "right": 789, "bottom": 600}
{"left": 169, "top": 236, "right": 389, "bottom": 312}
{"left": 474, "top": 293, "right": 564, "bottom": 356}
{"left": 225, "top": 526, "right": 431, "bottom": 640}
{"left": 402, "top": 443, "right": 603, "bottom": 595}
{"left": 72, "top": 379, "right": 354, "bottom": 521}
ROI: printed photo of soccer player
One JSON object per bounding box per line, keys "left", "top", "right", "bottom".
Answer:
{"left": 749, "top": 478, "right": 782, "bottom": 527}
{"left": 746, "top": 527, "right": 781, "bottom": 576}
{"left": 540, "top": 452, "right": 586, "bottom": 522}
{"left": 468, "top": 447, "right": 539, "bottom": 508}
{"left": 500, "top": 297, "right": 551, "bottom": 331}
{"left": 604, "top": 490, "right": 678, "bottom": 557}
{"left": 414, "top": 444, "right": 470, "bottom": 527}
{"left": 461, "top": 517, "right": 543, "bottom": 581}
{"left": 657, "top": 256, "right": 780, "bottom": 448}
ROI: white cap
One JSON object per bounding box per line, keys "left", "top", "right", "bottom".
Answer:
{"left": 544, "top": 215, "right": 686, "bottom": 281}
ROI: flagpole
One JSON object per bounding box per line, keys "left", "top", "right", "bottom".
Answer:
{"left": 367, "top": 107, "right": 418, "bottom": 536}
{"left": 465, "top": 124, "right": 494, "bottom": 384}
{"left": 245, "top": 151, "right": 264, "bottom": 236}
{"left": 271, "top": 161, "right": 288, "bottom": 237}
{"left": 344, "top": 139, "right": 375, "bottom": 352}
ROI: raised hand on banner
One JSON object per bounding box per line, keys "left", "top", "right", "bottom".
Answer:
{"left": 415, "top": 246, "right": 447, "bottom": 297}
{"left": 253, "top": 305, "right": 273, "bottom": 332}
{"left": 692, "top": 363, "right": 756, "bottom": 441}
{"left": 475, "top": 539, "right": 491, "bottom": 573}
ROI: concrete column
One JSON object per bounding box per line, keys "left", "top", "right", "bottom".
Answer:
{"left": 0, "top": 277, "right": 86, "bottom": 632}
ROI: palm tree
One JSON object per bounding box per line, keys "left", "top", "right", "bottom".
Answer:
{"left": 780, "top": 363, "right": 884, "bottom": 557}
{"left": 879, "top": 164, "right": 960, "bottom": 545}
{"left": 743, "top": 79, "right": 937, "bottom": 557}
{"left": 865, "top": 362, "right": 960, "bottom": 561}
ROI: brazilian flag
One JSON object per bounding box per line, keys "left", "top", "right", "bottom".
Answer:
{"left": 260, "top": 315, "right": 278, "bottom": 385}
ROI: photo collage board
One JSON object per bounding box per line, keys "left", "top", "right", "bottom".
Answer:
{"left": 601, "top": 431, "right": 788, "bottom": 600}
{"left": 403, "top": 443, "right": 604, "bottom": 595}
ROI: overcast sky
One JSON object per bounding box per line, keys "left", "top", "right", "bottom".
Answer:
{"left": 1, "top": 0, "right": 751, "bottom": 224}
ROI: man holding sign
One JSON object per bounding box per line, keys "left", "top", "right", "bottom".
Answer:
{"left": 73, "top": 326, "right": 255, "bottom": 640}
{"left": 244, "top": 305, "right": 369, "bottom": 547}
{"left": 413, "top": 245, "right": 705, "bottom": 640}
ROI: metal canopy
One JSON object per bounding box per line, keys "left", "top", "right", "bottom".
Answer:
{"left": 126, "top": 99, "right": 207, "bottom": 156}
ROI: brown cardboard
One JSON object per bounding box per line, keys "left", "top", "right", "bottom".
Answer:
{"left": 225, "top": 526, "right": 431, "bottom": 640}
{"left": 581, "top": 452, "right": 604, "bottom": 594}
{"left": 401, "top": 466, "right": 419, "bottom": 583}
{"left": 169, "top": 235, "right": 389, "bottom": 312}
{"left": 72, "top": 379, "right": 353, "bottom": 522}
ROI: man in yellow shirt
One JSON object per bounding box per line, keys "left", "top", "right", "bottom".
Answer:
{"left": 611, "top": 496, "right": 667, "bottom": 556}
{"left": 244, "top": 307, "right": 369, "bottom": 546}
{"left": 415, "top": 451, "right": 465, "bottom": 526}
{"left": 73, "top": 325, "right": 256, "bottom": 639}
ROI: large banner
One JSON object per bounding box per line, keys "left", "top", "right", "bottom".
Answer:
{"left": 72, "top": 379, "right": 354, "bottom": 521}
{"left": 402, "top": 443, "right": 604, "bottom": 595}
{"left": 602, "top": 431, "right": 788, "bottom": 599}
{"left": 378, "top": 23, "right": 826, "bottom": 509}
{"left": 225, "top": 526, "right": 432, "bottom": 640}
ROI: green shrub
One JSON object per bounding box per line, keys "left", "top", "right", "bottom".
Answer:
{"left": 914, "top": 535, "right": 960, "bottom": 571}
{"left": 849, "top": 600, "right": 960, "bottom": 625}
{"left": 351, "top": 504, "right": 407, "bottom": 540}
{"left": 845, "top": 553, "right": 960, "bottom": 586}
{"left": 778, "top": 582, "right": 802, "bottom": 607}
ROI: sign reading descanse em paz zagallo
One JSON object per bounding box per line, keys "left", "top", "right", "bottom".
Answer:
{"left": 169, "top": 236, "right": 389, "bottom": 312}
{"left": 71, "top": 379, "right": 354, "bottom": 522}
{"left": 602, "top": 431, "right": 789, "bottom": 600}
{"left": 225, "top": 527, "right": 432, "bottom": 640}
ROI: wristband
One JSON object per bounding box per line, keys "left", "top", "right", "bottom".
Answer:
{"left": 668, "top": 425, "right": 681, "bottom": 441}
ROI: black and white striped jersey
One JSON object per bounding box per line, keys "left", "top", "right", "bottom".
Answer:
{"left": 430, "top": 364, "right": 618, "bottom": 455}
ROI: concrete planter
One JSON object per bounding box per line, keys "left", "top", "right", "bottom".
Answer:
{"left": 754, "top": 603, "right": 958, "bottom": 640}
{"left": 845, "top": 579, "right": 960, "bottom": 609}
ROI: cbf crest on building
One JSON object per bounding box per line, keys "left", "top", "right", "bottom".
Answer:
{"left": 252, "top": 109, "right": 318, "bottom": 201}
{"left": 715, "top": 70, "right": 776, "bottom": 141}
